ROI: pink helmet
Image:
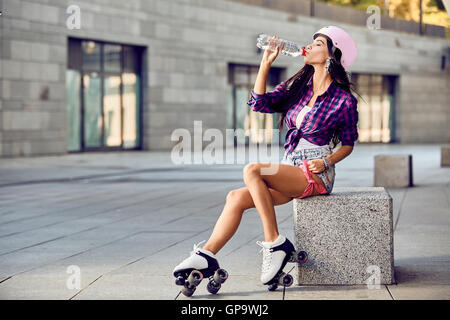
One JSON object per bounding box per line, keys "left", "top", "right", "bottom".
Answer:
{"left": 313, "top": 26, "right": 357, "bottom": 68}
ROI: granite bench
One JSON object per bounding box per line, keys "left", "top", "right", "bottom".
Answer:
{"left": 374, "top": 154, "right": 413, "bottom": 187}
{"left": 293, "top": 187, "right": 395, "bottom": 285}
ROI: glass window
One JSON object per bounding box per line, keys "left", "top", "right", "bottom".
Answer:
{"left": 123, "top": 46, "right": 140, "bottom": 73}
{"left": 352, "top": 73, "right": 396, "bottom": 143}
{"left": 66, "top": 70, "right": 81, "bottom": 151}
{"left": 122, "top": 72, "right": 140, "bottom": 149}
{"left": 104, "top": 44, "right": 121, "bottom": 73}
{"left": 103, "top": 75, "right": 122, "bottom": 147}
{"left": 233, "top": 66, "right": 249, "bottom": 86}
{"left": 67, "top": 38, "right": 142, "bottom": 151}
{"left": 83, "top": 72, "right": 102, "bottom": 147}
{"left": 227, "top": 64, "right": 284, "bottom": 146}
{"left": 82, "top": 41, "right": 101, "bottom": 71}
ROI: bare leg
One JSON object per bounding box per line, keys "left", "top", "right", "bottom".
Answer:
{"left": 243, "top": 164, "right": 281, "bottom": 242}
{"left": 204, "top": 162, "right": 326, "bottom": 254}
{"left": 242, "top": 162, "right": 326, "bottom": 243}
{"left": 203, "top": 187, "right": 292, "bottom": 254}
{"left": 202, "top": 199, "right": 244, "bottom": 255}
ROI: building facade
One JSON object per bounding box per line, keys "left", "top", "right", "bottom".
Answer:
{"left": 0, "top": 0, "right": 449, "bottom": 157}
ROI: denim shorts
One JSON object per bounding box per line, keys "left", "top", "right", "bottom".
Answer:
{"left": 281, "top": 144, "right": 335, "bottom": 195}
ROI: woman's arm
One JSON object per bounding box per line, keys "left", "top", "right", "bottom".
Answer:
{"left": 254, "top": 35, "right": 284, "bottom": 94}
{"left": 253, "top": 62, "right": 271, "bottom": 95}
{"left": 247, "top": 36, "right": 288, "bottom": 114}
{"left": 247, "top": 80, "right": 289, "bottom": 113}
{"left": 324, "top": 95, "right": 359, "bottom": 166}
{"left": 329, "top": 95, "right": 359, "bottom": 165}
{"left": 326, "top": 145, "right": 353, "bottom": 166}
{"left": 249, "top": 49, "right": 280, "bottom": 113}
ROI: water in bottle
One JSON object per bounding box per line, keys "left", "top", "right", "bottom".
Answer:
{"left": 256, "top": 34, "right": 306, "bottom": 57}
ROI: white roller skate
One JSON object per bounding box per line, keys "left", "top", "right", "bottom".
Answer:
{"left": 257, "top": 235, "right": 308, "bottom": 291}
{"left": 173, "top": 240, "right": 228, "bottom": 297}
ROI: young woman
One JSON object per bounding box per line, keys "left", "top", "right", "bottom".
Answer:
{"left": 173, "top": 26, "right": 359, "bottom": 290}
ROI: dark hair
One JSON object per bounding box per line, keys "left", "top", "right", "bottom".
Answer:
{"left": 270, "top": 35, "right": 361, "bottom": 150}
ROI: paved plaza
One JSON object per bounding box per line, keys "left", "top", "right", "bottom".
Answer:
{"left": 0, "top": 143, "right": 449, "bottom": 300}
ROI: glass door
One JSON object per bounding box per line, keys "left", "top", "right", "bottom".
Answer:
{"left": 352, "top": 73, "right": 396, "bottom": 143}
{"left": 83, "top": 72, "right": 102, "bottom": 147}
{"left": 67, "top": 38, "right": 142, "bottom": 151}
{"left": 103, "top": 75, "right": 122, "bottom": 147}
{"left": 103, "top": 44, "right": 122, "bottom": 147}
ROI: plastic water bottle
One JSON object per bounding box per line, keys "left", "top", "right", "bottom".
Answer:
{"left": 256, "top": 34, "right": 306, "bottom": 57}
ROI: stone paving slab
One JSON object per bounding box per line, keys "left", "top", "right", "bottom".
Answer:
{"left": 0, "top": 144, "right": 449, "bottom": 300}
{"left": 387, "top": 284, "right": 450, "bottom": 300}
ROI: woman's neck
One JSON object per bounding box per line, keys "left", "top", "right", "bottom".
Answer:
{"left": 312, "top": 67, "right": 332, "bottom": 94}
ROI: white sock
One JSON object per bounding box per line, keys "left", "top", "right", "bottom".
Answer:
{"left": 265, "top": 234, "right": 284, "bottom": 246}
{"left": 199, "top": 248, "right": 216, "bottom": 258}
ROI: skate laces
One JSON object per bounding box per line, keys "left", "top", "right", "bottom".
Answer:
{"left": 190, "top": 240, "right": 206, "bottom": 255}
{"left": 256, "top": 241, "right": 272, "bottom": 274}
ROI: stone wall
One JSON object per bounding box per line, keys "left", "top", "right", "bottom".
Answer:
{"left": 0, "top": 0, "right": 449, "bottom": 157}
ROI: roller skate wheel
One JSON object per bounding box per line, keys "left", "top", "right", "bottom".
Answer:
{"left": 181, "top": 285, "right": 196, "bottom": 297}
{"left": 187, "top": 270, "right": 203, "bottom": 286}
{"left": 298, "top": 251, "right": 308, "bottom": 264}
{"left": 207, "top": 280, "right": 221, "bottom": 294}
{"left": 213, "top": 269, "right": 228, "bottom": 284}
{"left": 175, "top": 276, "right": 185, "bottom": 286}
{"left": 279, "top": 273, "right": 293, "bottom": 287}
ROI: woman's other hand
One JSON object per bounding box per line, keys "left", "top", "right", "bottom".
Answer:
{"left": 307, "top": 159, "right": 326, "bottom": 174}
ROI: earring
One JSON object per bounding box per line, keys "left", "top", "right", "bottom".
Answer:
{"left": 326, "top": 57, "right": 331, "bottom": 73}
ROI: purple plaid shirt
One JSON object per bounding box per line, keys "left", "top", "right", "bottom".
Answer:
{"left": 247, "top": 75, "right": 359, "bottom": 155}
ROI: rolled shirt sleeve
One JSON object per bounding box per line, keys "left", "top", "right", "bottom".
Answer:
{"left": 246, "top": 81, "right": 288, "bottom": 113}
{"left": 338, "top": 95, "right": 359, "bottom": 146}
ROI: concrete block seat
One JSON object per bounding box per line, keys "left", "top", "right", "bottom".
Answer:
{"left": 441, "top": 146, "right": 450, "bottom": 167}
{"left": 374, "top": 154, "right": 413, "bottom": 187}
{"left": 293, "top": 187, "right": 395, "bottom": 285}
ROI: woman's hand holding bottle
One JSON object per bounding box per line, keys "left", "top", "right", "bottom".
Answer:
{"left": 254, "top": 36, "right": 284, "bottom": 95}
{"left": 261, "top": 36, "right": 284, "bottom": 66}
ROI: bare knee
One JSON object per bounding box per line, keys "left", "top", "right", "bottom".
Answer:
{"left": 243, "top": 163, "right": 260, "bottom": 183}
{"left": 226, "top": 189, "right": 251, "bottom": 211}
{"left": 226, "top": 189, "right": 244, "bottom": 206}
